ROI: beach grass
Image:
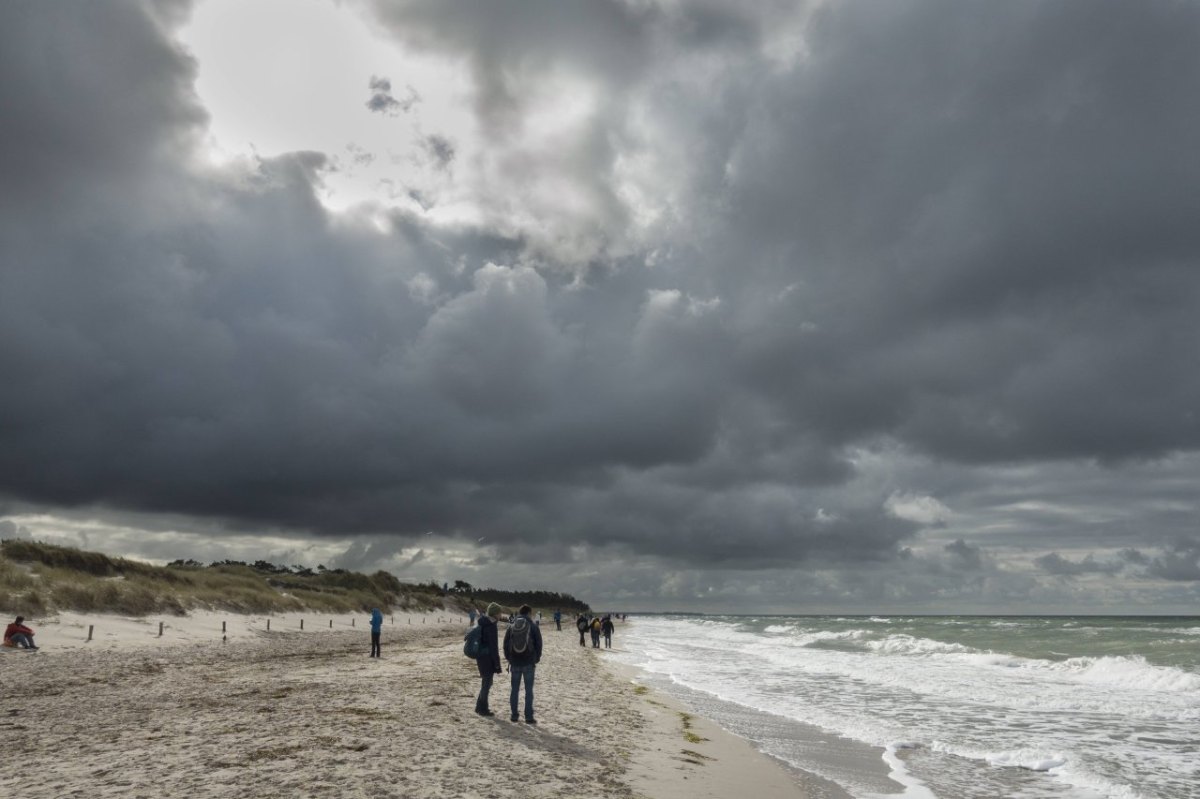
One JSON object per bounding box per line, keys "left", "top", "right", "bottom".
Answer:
{"left": 0, "top": 539, "right": 451, "bottom": 616}
{"left": 0, "top": 539, "right": 590, "bottom": 619}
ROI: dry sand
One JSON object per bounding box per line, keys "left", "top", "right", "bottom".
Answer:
{"left": 2, "top": 612, "right": 809, "bottom": 798}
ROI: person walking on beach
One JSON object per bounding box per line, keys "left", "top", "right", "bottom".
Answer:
{"left": 553, "top": 608, "right": 562, "bottom": 631}
{"left": 601, "top": 615, "right": 614, "bottom": 649}
{"left": 369, "top": 607, "right": 383, "bottom": 657}
{"left": 577, "top": 613, "right": 589, "bottom": 646}
{"left": 503, "top": 604, "right": 543, "bottom": 724}
{"left": 468, "top": 608, "right": 477, "bottom": 626}
{"left": 3, "top": 616, "right": 37, "bottom": 650}
{"left": 590, "top": 616, "right": 602, "bottom": 648}
{"left": 475, "top": 603, "right": 503, "bottom": 716}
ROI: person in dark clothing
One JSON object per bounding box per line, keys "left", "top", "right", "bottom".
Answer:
{"left": 369, "top": 608, "right": 383, "bottom": 657}
{"left": 553, "top": 608, "right": 562, "bottom": 631}
{"left": 590, "top": 616, "right": 602, "bottom": 648}
{"left": 475, "top": 603, "right": 503, "bottom": 716}
{"left": 503, "top": 604, "right": 543, "bottom": 724}
{"left": 601, "top": 615, "right": 614, "bottom": 649}
{"left": 577, "top": 613, "right": 589, "bottom": 646}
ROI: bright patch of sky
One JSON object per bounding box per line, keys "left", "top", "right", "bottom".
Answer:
{"left": 179, "top": 0, "right": 475, "bottom": 214}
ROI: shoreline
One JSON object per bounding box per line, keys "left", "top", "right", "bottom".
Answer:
{"left": 2, "top": 610, "right": 821, "bottom": 798}
{"left": 602, "top": 658, "right": 821, "bottom": 799}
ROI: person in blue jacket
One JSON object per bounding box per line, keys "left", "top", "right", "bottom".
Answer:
{"left": 369, "top": 608, "right": 384, "bottom": 657}
{"left": 475, "top": 603, "right": 503, "bottom": 716}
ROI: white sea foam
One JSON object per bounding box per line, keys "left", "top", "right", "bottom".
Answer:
{"left": 616, "top": 615, "right": 1200, "bottom": 799}
{"left": 865, "top": 743, "right": 937, "bottom": 799}
{"left": 864, "top": 633, "right": 977, "bottom": 656}
{"left": 1027, "top": 654, "right": 1200, "bottom": 693}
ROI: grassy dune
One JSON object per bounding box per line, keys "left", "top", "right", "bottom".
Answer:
{"left": 0, "top": 539, "right": 592, "bottom": 618}
{"left": 0, "top": 540, "right": 453, "bottom": 617}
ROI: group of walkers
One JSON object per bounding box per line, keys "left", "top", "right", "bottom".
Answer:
{"left": 576, "top": 613, "right": 617, "bottom": 649}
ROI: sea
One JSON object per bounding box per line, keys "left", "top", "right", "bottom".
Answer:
{"left": 610, "top": 615, "right": 1200, "bottom": 799}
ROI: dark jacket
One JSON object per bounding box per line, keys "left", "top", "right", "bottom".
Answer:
{"left": 477, "top": 615, "right": 501, "bottom": 673}
{"left": 503, "top": 613, "right": 543, "bottom": 667}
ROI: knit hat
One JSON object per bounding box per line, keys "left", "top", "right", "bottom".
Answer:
{"left": 486, "top": 602, "right": 501, "bottom": 618}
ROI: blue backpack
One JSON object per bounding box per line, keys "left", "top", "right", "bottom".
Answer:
{"left": 463, "top": 624, "right": 483, "bottom": 658}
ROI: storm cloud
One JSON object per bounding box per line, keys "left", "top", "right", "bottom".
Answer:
{"left": 2, "top": 1, "right": 1199, "bottom": 610}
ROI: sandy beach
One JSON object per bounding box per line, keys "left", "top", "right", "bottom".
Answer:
{"left": 1, "top": 612, "right": 809, "bottom": 798}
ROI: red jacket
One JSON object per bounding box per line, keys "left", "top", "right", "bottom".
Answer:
{"left": 4, "top": 622, "right": 33, "bottom": 642}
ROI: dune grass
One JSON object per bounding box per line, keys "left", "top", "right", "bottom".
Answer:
{"left": 0, "top": 540, "right": 454, "bottom": 617}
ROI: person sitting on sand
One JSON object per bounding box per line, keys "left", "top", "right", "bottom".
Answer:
{"left": 474, "top": 603, "right": 503, "bottom": 716}
{"left": 4, "top": 616, "right": 38, "bottom": 650}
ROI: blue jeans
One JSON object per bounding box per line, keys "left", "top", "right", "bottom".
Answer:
{"left": 510, "top": 664, "right": 535, "bottom": 720}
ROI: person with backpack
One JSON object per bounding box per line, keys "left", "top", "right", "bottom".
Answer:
{"left": 601, "top": 615, "right": 614, "bottom": 649}
{"left": 590, "top": 616, "right": 602, "bottom": 648}
{"left": 369, "top": 607, "right": 384, "bottom": 657}
{"left": 474, "top": 603, "right": 503, "bottom": 716}
{"left": 503, "top": 604, "right": 543, "bottom": 724}
{"left": 576, "top": 613, "right": 589, "bottom": 646}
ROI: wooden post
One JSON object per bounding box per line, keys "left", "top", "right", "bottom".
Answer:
{"left": 330, "top": 619, "right": 333, "bottom": 628}
{"left": 87, "top": 625, "right": 93, "bottom": 642}
{"left": 158, "top": 621, "right": 164, "bottom": 637}
{"left": 222, "top": 620, "right": 226, "bottom": 633}
{"left": 300, "top": 619, "right": 304, "bottom": 630}
{"left": 351, "top": 618, "right": 355, "bottom": 627}
{"left": 267, "top": 619, "right": 271, "bottom": 631}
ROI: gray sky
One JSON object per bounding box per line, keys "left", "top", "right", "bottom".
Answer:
{"left": 2, "top": 0, "right": 1198, "bottom": 613}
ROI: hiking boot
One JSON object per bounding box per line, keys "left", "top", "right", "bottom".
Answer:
{"left": 475, "top": 709, "right": 494, "bottom": 717}
{"left": 525, "top": 718, "right": 537, "bottom": 725}
{"left": 510, "top": 715, "right": 519, "bottom": 722}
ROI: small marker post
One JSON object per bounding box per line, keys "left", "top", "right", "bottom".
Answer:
{"left": 87, "top": 625, "right": 94, "bottom": 642}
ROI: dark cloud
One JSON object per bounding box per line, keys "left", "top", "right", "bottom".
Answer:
{"left": 420, "top": 134, "right": 455, "bottom": 170}
{"left": 943, "top": 539, "right": 984, "bottom": 571}
{"left": 365, "top": 75, "right": 420, "bottom": 115}
{"left": 1034, "top": 552, "right": 1124, "bottom": 577}
{"left": 1138, "top": 539, "right": 1200, "bottom": 582}
{"left": 2, "top": 1, "right": 1200, "bottom": 608}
